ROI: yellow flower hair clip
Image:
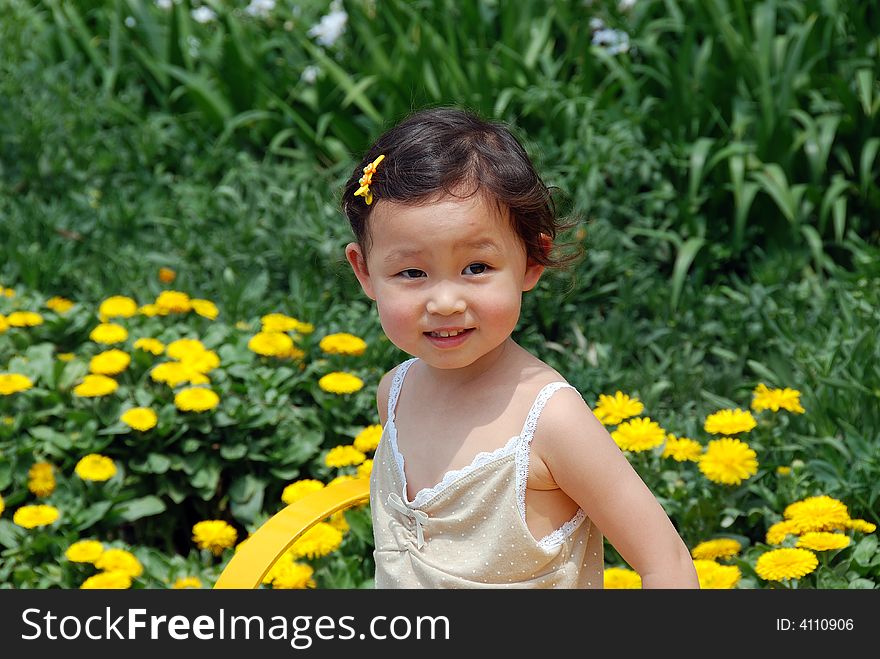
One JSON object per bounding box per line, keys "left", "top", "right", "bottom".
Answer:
{"left": 354, "top": 154, "right": 385, "bottom": 205}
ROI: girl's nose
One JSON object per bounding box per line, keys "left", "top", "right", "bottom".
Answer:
{"left": 425, "top": 283, "right": 467, "bottom": 316}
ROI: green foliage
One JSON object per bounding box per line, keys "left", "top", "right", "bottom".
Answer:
{"left": 0, "top": 0, "right": 877, "bottom": 589}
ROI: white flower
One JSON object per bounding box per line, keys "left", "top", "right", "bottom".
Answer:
{"left": 124, "top": 16, "right": 136, "bottom": 28}
{"left": 191, "top": 6, "right": 217, "bottom": 24}
{"left": 589, "top": 17, "right": 604, "bottom": 31}
{"left": 592, "top": 28, "right": 631, "bottom": 56}
{"left": 619, "top": 0, "right": 637, "bottom": 10}
{"left": 245, "top": 0, "right": 275, "bottom": 18}
{"left": 308, "top": 0, "right": 348, "bottom": 47}
{"left": 301, "top": 65, "right": 320, "bottom": 84}
{"left": 155, "top": 0, "right": 173, "bottom": 9}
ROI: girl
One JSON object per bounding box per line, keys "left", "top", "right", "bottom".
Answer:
{"left": 343, "top": 106, "right": 699, "bottom": 589}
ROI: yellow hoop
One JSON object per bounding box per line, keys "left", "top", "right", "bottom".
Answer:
{"left": 213, "top": 478, "right": 371, "bottom": 589}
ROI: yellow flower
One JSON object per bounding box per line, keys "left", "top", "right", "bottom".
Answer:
{"left": 89, "top": 322, "right": 128, "bottom": 344}
{"left": 693, "top": 559, "right": 741, "bottom": 589}
{"left": 783, "top": 495, "right": 852, "bottom": 534}
{"left": 288, "top": 522, "right": 343, "bottom": 559}
{"left": 356, "top": 459, "right": 373, "bottom": 479}
{"left": 264, "top": 554, "right": 316, "bottom": 589}
{"left": 286, "top": 346, "right": 306, "bottom": 360}
{"left": 155, "top": 290, "right": 192, "bottom": 314}
{"left": 46, "top": 296, "right": 75, "bottom": 313}
{"left": 0, "top": 373, "right": 33, "bottom": 395}
{"left": 661, "top": 434, "right": 703, "bottom": 462}
{"left": 248, "top": 331, "right": 294, "bottom": 357}
{"left": 120, "top": 407, "right": 158, "bottom": 432}
{"left": 260, "top": 313, "right": 301, "bottom": 332}
{"left": 698, "top": 437, "right": 758, "bottom": 485}
{"left": 150, "top": 361, "right": 210, "bottom": 386}
{"left": 1, "top": 286, "right": 13, "bottom": 297}
{"left": 73, "top": 374, "right": 119, "bottom": 397}
{"left": 755, "top": 547, "right": 818, "bottom": 581}
{"left": 328, "top": 510, "right": 350, "bottom": 534}
{"left": 175, "top": 387, "right": 220, "bottom": 412}
{"left": 354, "top": 424, "right": 383, "bottom": 453}
{"left": 325, "top": 445, "right": 366, "bottom": 468}
{"left": 89, "top": 349, "right": 131, "bottom": 376}
{"left": 99, "top": 295, "right": 138, "bottom": 319}
{"left": 846, "top": 519, "right": 877, "bottom": 533}
{"left": 592, "top": 391, "right": 644, "bottom": 425}
{"left": 158, "top": 267, "right": 176, "bottom": 283}
{"left": 776, "top": 466, "right": 791, "bottom": 476}
{"left": 133, "top": 337, "right": 165, "bottom": 355}
{"left": 57, "top": 352, "right": 75, "bottom": 361}
{"left": 65, "top": 540, "right": 105, "bottom": 563}
{"left": 353, "top": 154, "right": 385, "bottom": 205}
{"left": 0, "top": 494, "right": 4, "bottom": 516}
{"left": 7, "top": 311, "right": 44, "bottom": 327}
{"left": 796, "top": 531, "right": 851, "bottom": 551}
{"left": 751, "top": 383, "right": 805, "bottom": 414}
{"left": 0, "top": 315, "right": 7, "bottom": 333}
{"left": 192, "top": 520, "right": 238, "bottom": 555}
{"left": 166, "top": 338, "right": 207, "bottom": 360}
{"left": 603, "top": 566, "right": 641, "bottom": 589}
{"left": 95, "top": 549, "right": 143, "bottom": 577}
{"left": 610, "top": 417, "right": 666, "bottom": 452}
{"left": 766, "top": 520, "right": 799, "bottom": 545}
{"left": 191, "top": 299, "right": 219, "bottom": 320}
{"left": 319, "top": 332, "right": 367, "bottom": 356}
{"left": 281, "top": 479, "right": 325, "bottom": 506}
{"left": 28, "top": 462, "right": 56, "bottom": 497}
{"left": 75, "top": 454, "right": 117, "bottom": 482}
{"left": 13, "top": 504, "right": 60, "bottom": 528}
{"left": 171, "top": 576, "right": 202, "bottom": 589}
{"left": 179, "top": 349, "right": 220, "bottom": 374}
{"left": 704, "top": 408, "right": 757, "bottom": 435}
{"left": 138, "top": 303, "right": 160, "bottom": 317}
{"left": 81, "top": 571, "right": 132, "bottom": 589}
{"left": 318, "top": 372, "right": 364, "bottom": 394}
{"left": 691, "top": 538, "right": 742, "bottom": 561}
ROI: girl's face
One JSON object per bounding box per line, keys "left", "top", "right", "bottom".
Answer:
{"left": 345, "top": 193, "right": 545, "bottom": 372}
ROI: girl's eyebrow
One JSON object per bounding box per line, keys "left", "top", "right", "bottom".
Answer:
{"left": 383, "top": 239, "right": 502, "bottom": 263}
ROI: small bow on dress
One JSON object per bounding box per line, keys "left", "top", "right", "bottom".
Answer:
{"left": 387, "top": 492, "right": 428, "bottom": 549}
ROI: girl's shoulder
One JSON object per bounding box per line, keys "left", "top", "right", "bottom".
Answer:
{"left": 376, "top": 360, "right": 412, "bottom": 426}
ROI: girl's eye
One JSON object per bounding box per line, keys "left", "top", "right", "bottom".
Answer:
{"left": 464, "top": 263, "right": 489, "bottom": 275}
{"left": 398, "top": 269, "right": 425, "bottom": 279}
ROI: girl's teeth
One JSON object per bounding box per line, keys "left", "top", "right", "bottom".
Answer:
{"left": 433, "top": 330, "right": 463, "bottom": 337}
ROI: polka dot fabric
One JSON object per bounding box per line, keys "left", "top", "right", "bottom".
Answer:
{"left": 370, "top": 358, "right": 604, "bottom": 588}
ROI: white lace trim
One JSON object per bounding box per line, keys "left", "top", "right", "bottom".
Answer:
{"left": 389, "top": 426, "right": 518, "bottom": 508}
{"left": 514, "top": 381, "right": 585, "bottom": 549}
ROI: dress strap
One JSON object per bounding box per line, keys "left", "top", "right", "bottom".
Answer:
{"left": 514, "top": 381, "right": 577, "bottom": 524}
{"left": 387, "top": 357, "right": 419, "bottom": 425}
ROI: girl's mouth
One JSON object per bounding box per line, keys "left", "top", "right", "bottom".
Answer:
{"left": 423, "top": 328, "right": 474, "bottom": 347}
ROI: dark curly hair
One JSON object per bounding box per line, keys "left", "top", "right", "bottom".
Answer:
{"left": 342, "top": 106, "right": 580, "bottom": 269}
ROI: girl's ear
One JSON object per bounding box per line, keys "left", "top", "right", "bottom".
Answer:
{"left": 522, "top": 233, "right": 551, "bottom": 292}
{"left": 345, "top": 242, "right": 376, "bottom": 300}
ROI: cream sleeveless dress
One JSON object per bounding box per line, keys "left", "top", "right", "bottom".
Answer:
{"left": 370, "top": 357, "right": 604, "bottom": 588}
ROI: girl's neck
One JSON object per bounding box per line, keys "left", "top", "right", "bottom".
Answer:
{"left": 419, "top": 337, "right": 519, "bottom": 392}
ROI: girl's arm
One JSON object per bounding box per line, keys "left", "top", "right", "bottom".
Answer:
{"left": 533, "top": 388, "right": 700, "bottom": 588}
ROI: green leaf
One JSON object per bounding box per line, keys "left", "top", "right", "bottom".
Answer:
{"left": 0, "top": 520, "right": 24, "bottom": 549}
{"left": 115, "top": 496, "right": 167, "bottom": 522}
{"left": 75, "top": 501, "right": 114, "bottom": 532}
{"left": 670, "top": 237, "right": 704, "bottom": 311}
{"left": 852, "top": 535, "right": 877, "bottom": 567}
